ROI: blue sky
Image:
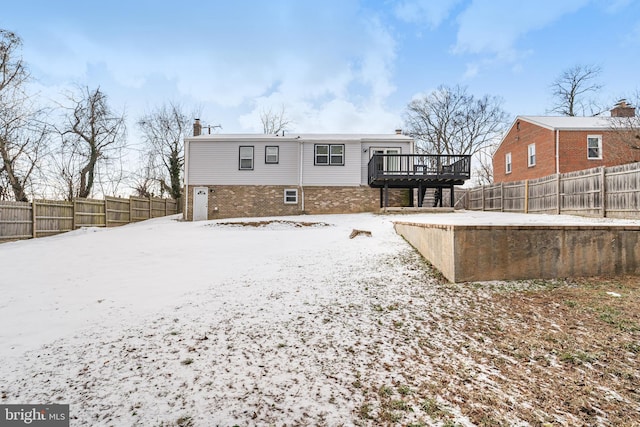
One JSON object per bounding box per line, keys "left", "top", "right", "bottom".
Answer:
{"left": 2, "top": 0, "right": 639, "bottom": 137}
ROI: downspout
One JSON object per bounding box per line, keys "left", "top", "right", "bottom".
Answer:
{"left": 184, "top": 138, "right": 190, "bottom": 220}
{"left": 555, "top": 129, "right": 560, "bottom": 174}
{"left": 299, "top": 139, "right": 305, "bottom": 212}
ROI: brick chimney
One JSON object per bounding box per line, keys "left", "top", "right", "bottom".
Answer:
{"left": 193, "top": 118, "right": 202, "bottom": 136}
{"left": 395, "top": 129, "right": 402, "bottom": 135}
{"left": 611, "top": 100, "right": 636, "bottom": 117}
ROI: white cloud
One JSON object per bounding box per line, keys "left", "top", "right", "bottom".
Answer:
{"left": 394, "top": 0, "right": 463, "bottom": 28}
{"left": 454, "top": 0, "right": 589, "bottom": 56}
{"left": 17, "top": 2, "right": 403, "bottom": 134}
{"left": 233, "top": 14, "right": 400, "bottom": 133}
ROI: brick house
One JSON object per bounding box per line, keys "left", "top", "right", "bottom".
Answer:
{"left": 493, "top": 101, "right": 640, "bottom": 183}
{"left": 183, "top": 122, "right": 418, "bottom": 220}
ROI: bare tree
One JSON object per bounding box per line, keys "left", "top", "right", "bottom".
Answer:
{"left": 404, "top": 85, "right": 508, "bottom": 156}
{"left": 57, "top": 86, "right": 126, "bottom": 199}
{"left": 137, "top": 102, "right": 197, "bottom": 200}
{"left": 549, "top": 64, "right": 604, "bottom": 116}
{"left": 473, "top": 144, "right": 497, "bottom": 185}
{"left": 0, "top": 29, "right": 49, "bottom": 201}
{"left": 260, "top": 105, "right": 292, "bottom": 135}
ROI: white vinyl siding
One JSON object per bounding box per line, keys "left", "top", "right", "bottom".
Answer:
{"left": 528, "top": 144, "right": 536, "bottom": 167}
{"left": 188, "top": 136, "right": 414, "bottom": 187}
{"left": 303, "top": 142, "right": 360, "bottom": 186}
{"left": 587, "top": 135, "right": 602, "bottom": 159}
{"left": 188, "top": 141, "right": 299, "bottom": 185}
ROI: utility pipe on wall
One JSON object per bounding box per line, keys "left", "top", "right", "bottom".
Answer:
{"left": 299, "top": 139, "right": 305, "bottom": 212}
{"left": 556, "top": 129, "right": 560, "bottom": 174}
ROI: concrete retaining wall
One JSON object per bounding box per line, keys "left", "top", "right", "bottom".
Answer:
{"left": 394, "top": 221, "right": 640, "bottom": 282}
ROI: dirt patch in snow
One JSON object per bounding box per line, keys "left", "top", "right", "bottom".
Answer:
{"left": 207, "top": 219, "right": 332, "bottom": 229}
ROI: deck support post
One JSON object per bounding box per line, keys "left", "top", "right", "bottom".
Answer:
{"left": 450, "top": 184, "right": 455, "bottom": 207}
{"left": 417, "top": 183, "right": 423, "bottom": 207}
{"left": 379, "top": 188, "right": 383, "bottom": 208}
{"left": 384, "top": 181, "right": 389, "bottom": 208}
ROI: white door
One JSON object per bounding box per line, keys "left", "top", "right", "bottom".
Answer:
{"left": 193, "top": 187, "right": 209, "bottom": 221}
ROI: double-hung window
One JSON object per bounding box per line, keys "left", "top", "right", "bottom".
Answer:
{"left": 587, "top": 135, "right": 602, "bottom": 159}
{"left": 505, "top": 152, "right": 512, "bottom": 174}
{"left": 315, "top": 144, "right": 344, "bottom": 166}
{"left": 239, "top": 146, "right": 254, "bottom": 170}
{"left": 527, "top": 144, "right": 536, "bottom": 167}
{"left": 265, "top": 146, "right": 279, "bottom": 164}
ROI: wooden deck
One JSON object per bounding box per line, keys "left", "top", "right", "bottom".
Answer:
{"left": 368, "top": 154, "right": 471, "bottom": 207}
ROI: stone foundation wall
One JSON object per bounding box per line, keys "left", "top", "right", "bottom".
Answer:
{"left": 303, "top": 186, "right": 409, "bottom": 215}
{"left": 185, "top": 185, "right": 411, "bottom": 220}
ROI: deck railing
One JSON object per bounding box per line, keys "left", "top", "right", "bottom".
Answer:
{"left": 368, "top": 154, "right": 471, "bottom": 185}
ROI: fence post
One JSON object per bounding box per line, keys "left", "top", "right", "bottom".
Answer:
{"left": 481, "top": 185, "right": 485, "bottom": 211}
{"left": 129, "top": 196, "right": 134, "bottom": 223}
{"left": 524, "top": 180, "right": 529, "bottom": 214}
{"left": 556, "top": 174, "right": 561, "bottom": 215}
{"left": 600, "top": 167, "right": 606, "bottom": 217}
{"left": 31, "top": 200, "right": 37, "bottom": 239}
{"left": 165, "top": 198, "right": 168, "bottom": 217}
{"left": 72, "top": 199, "right": 77, "bottom": 230}
{"left": 105, "top": 198, "right": 109, "bottom": 227}
{"left": 149, "top": 196, "right": 153, "bottom": 219}
{"left": 500, "top": 182, "right": 504, "bottom": 212}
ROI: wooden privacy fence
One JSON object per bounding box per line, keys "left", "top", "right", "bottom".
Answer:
{"left": 465, "top": 162, "right": 640, "bottom": 219}
{"left": 0, "top": 196, "right": 179, "bottom": 241}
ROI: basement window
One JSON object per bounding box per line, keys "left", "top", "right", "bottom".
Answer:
{"left": 587, "top": 135, "right": 602, "bottom": 159}
{"left": 284, "top": 189, "right": 298, "bottom": 204}
{"left": 239, "top": 146, "right": 254, "bottom": 170}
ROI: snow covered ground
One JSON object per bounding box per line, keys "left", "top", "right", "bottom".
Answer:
{"left": 1, "top": 211, "right": 637, "bottom": 425}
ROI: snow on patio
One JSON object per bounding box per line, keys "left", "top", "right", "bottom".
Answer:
{"left": 1, "top": 211, "right": 638, "bottom": 425}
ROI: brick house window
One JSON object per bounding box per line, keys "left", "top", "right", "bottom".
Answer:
{"left": 315, "top": 144, "right": 344, "bottom": 165}
{"left": 528, "top": 143, "right": 536, "bottom": 167}
{"left": 239, "top": 146, "right": 254, "bottom": 170}
{"left": 587, "top": 135, "right": 602, "bottom": 159}
{"left": 505, "top": 152, "right": 512, "bottom": 174}
{"left": 265, "top": 146, "right": 279, "bottom": 164}
{"left": 284, "top": 189, "right": 298, "bottom": 204}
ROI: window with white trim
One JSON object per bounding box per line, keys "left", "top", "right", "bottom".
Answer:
{"left": 528, "top": 143, "right": 536, "bottom": 167}
{"left": 265, "top": 146, "right": 279, "bottom": 164}
{"left": 505, "top": 152, "right": 512, "bottom": 174}
{"left": 315, "top": 144, "right": 344, "bottom": 166}
{"left": 587, "top": 135, "right": 602, "bottom": 159}
{"left": 239, "top": 146, "right": 254, "bottom": 170}
{"left": 284, "top": 189, "right": 298, "bottom": 204}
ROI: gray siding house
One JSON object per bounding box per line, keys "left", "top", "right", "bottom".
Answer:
{"left": 183, "top": 125, "right": 414, "bottom": 220}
